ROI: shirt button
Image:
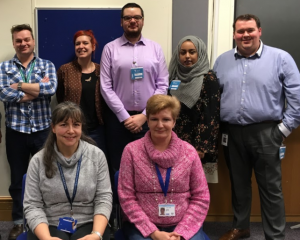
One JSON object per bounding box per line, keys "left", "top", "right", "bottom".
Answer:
{"left": 242, "top": 90, "right": 245, "bottom": 92}
{"left": 243, "top": 81, "right": 245, "bottom": 83}
{"left": 244, "top": 72, "right": 246, "bottom": 74}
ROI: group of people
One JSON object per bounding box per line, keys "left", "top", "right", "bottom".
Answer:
{"left": 0, "top": 2, "right": 300, "bottom": 240}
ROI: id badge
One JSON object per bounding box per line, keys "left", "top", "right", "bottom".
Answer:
{"left": 279, "top": 145, "right": 286, "bottom": 160}
{"left": 169, "top": 80, "right": 181, "bottom": 90}
{"left": 57, "top": 217, "right": 77, "bottom": 233}
{"left": 221, "top": 134, "right": 228, "bottom": 146}
{"left": 158, "top": 204, "right": 175, "bottom": 217}
{"left": 131, "top": 67, "right": 144, "bottom": 80}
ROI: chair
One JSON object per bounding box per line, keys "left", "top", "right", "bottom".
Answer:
{"left": 16, "top": 174, "right": 28, "bottom": 240}
{"left": 113, "top": 171, "right": 210, "bottom": 240}
{"left": 114, "top": 171, "right": 126, "bottom": 240}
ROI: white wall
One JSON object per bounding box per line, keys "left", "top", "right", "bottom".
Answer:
{"left": 0, "top": 0, "right": 235, "bottom": 196}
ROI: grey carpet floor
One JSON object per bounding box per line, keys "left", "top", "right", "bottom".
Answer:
{"left": 1, "top": 221, "right": 299, "bottom": 240}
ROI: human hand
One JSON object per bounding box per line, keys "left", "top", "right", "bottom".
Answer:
{"left": 124, "top": 114, "right": 146, "bottom": 133}
{"left": 150, "top": 230, "right": 173, "bottom": 240}
{"left": 41, "top": 237, "right": 62, "bottom": 240}
{"left": 197, "top": 151, "right": 205, "bottom": 159}
{"left": 10, "top": 83, "right": 18, "bottom": 90}
{"left": 169, "top": 232, "right": 181, "bottom": 240}
{"left": 41, "top": 76, "right": 49, "bottom": 83}
{"left": 78, "top": 233, "right": 101, "bottom": 240}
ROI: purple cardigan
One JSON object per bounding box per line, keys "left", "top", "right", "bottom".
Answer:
{"left": 118, "top": 131, "right": 210, "bottom": 240}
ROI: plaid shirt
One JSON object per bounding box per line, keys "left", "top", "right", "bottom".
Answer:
{"left": 0, "top": 54, "right": 57, "bottom": 133}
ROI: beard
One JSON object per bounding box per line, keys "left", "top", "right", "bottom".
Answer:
{"left": 124, "top": 29, "right": 142, "bottom": 39}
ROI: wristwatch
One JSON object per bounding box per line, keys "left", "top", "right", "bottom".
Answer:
{"left": 17, "top": 82, "right": 23, "bottom": 91}
{"left": 91, "top": 231, "right": 103, "bottom": 240}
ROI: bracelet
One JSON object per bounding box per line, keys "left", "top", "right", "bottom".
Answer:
{"left": 91, "top": 231, "right": 103, "bottom": 240}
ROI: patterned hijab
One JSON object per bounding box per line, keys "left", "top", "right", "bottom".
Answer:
{"left": 169, "top": 36, "right": 209, "bottom": 109}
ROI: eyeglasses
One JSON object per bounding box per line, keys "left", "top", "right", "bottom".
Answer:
{"left": 122, "top": 15, "right": 143, "bottom": 21}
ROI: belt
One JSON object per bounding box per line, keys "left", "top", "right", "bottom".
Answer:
{"left": 221, "top": 120, "right": 281, "bottom": 126}
{"left": 127, "top": 110, "right": 142, "bottom": 115}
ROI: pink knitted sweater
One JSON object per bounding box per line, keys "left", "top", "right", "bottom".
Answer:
{"left": 118, "top": 131, "right": 210, "bottom": 240}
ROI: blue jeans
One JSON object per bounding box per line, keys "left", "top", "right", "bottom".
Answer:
{"left": 122, "top": 222, "right": 205, "bottom": 240}
{"left": 6, "top": 127, "right": 49, "bottom": 222}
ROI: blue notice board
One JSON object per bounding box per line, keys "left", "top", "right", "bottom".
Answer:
{"left": 35, "top": 9, "right": 123, "bottom": 70}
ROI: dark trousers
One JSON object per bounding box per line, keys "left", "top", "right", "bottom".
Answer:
{"left": 27, "top": 223, "right": 110, "bottom": 240}
{"left": 222, "top": 122, "right": 285, "bottom": 240}
{"left": 6, "top": 127, "right": 49, "bottom": 222}
{"left": 87, "top": 124, "right": 107, "bottom": 157}
{"left": 104, "top": 107, "right": 148, "bottom": 177}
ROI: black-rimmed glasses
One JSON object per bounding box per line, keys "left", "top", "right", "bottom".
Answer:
{"left": 122, "top": 15, "right": 143, "bottom": 21}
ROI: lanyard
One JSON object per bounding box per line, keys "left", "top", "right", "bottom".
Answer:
{"left": 57, "top": 156, "right": 82, "bottom": 216}
{"left": 18, "top": 60, "right": 36, "bottom": 83}
{"left": 155, "top": 164, "right": 172, "bottom": 197}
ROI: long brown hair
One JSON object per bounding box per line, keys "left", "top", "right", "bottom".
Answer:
{"left": 43, "top": 101, "right": 95, "bottom": 178}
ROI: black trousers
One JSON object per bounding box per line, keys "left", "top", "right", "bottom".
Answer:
{"left": 221, "top": 122, "right": 285, "bottom": 240}
{"left": 104, "top": 107, "right": 148, "bottom": 178}
{"left": 27, "top": 223, "right": 110, "bottom": 240}
{"left": 6, "top": 127, "right": 49, "bottom": 222}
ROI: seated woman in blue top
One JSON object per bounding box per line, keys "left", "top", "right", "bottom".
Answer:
{"left": 24, "top": 101, "right": 112, "bottom": 240}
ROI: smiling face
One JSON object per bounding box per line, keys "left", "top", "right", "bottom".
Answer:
{"left": 12, "top": 30, "right": 35, "bottom": 58}
{"left": 234, "top": 19, "right": 262, "bottom": 57}
{"left": 52, "top": 118, "right": 82, "bottom": 155}
{"left": 179, "top": 40, "right": 198, "bottom": 67}
{"left": 147, "top": 108, "right": 175, "bottom": 142}
{"left": 74, "top": 35, "right": 95, "bottom": 59}
{"left": 121, "top": 7, "right": 144, "bottom": 39}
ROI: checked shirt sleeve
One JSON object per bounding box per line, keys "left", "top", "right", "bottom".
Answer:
{"left": 0, "top": 61, "right": 25, "bottom": 102}
{"left": 38, "top": 60, "right": 57, "bottom": 97}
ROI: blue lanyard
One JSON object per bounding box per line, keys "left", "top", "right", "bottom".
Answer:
{"left": 57, "top": 156, "right": 82, "bottom": 215}
{"left": 155, "top": 164, "right": 172, "bottom": 197}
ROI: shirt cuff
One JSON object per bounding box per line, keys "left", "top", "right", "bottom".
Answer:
{"left": 116, "top": 109, "right": 131, "bottom": 122}
{"left": 17, "top": 91, "right": 26, "bottom": 102}
{"left": 278, "top": 123, "right": 291, "bottom": 137}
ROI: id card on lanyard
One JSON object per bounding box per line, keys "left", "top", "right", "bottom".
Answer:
{"left": 18, "top": 60, "right": 36, "bottom": 83}
{"left": 57, "top": 156, "right": 82, "bottom": 233}
{"left": 155, "top": 164, "right": 175, "bottom": 217}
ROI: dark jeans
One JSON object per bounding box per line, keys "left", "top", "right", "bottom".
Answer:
{"left": 6, "top": 127, "right": 49, "bottom": 222}
{"left": 122, "top": 222, "right": 205, "bottom": 240}
{"left": 27, "top": 223, "right": 110, "bottom": 240}
{"left": 87, "top": 124, "right": 107, "bottom": 157}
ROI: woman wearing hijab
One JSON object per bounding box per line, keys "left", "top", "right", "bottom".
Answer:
{"left": 168, "top": 35, "right": 220, "bottom": 183}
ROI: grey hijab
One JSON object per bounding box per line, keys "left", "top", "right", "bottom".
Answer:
{"left": 169, "top": 35, "right": 209, "bottom": 109}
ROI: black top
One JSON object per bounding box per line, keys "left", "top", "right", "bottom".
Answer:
{"left": 80, "top": 71, "right": 98, "bottom": 131}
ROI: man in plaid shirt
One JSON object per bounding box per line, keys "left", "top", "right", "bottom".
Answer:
{"left": 0, "top": 24, "right": 57, "bottom": 240}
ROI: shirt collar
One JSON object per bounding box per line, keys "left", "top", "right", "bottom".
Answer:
{"left": 13, "top": 53, "right": 37, "bottom": 66}
{"left": 120, "top": 34, "right": 146, "bottom": 46}
{"left": 234, "top": 40, "right": 264, "bottom": 58}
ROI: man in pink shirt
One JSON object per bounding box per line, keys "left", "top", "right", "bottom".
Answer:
{"left": 100, "top": 3, "right": 169, "bottom": 175}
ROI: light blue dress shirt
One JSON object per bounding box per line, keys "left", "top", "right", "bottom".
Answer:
{"left": 213, "top": 42, "right": 300, "bottom": 137}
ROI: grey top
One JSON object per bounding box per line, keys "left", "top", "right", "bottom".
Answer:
{"left": 24, "top": 140, "right": 112, "bottom": 232}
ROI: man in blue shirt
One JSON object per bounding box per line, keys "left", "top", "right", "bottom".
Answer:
{"left": 214, "top": 14, "right": 300, "bottom": 240}
{"left": 0, "top": 24, "right": 57, "bottom": 240}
